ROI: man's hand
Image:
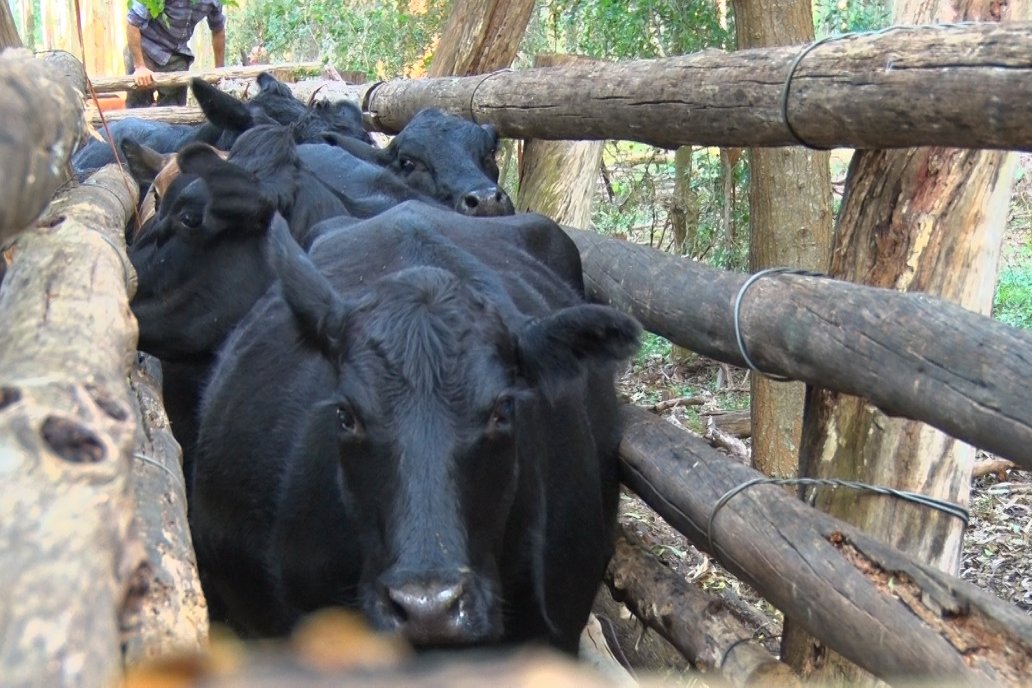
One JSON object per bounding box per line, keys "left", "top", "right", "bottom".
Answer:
{"left": 132, "top": 65, "right": 156, "bottom": 88}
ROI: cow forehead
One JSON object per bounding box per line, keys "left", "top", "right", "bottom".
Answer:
{"left": 339, "top": 272, "right": 516, "bottom": 403}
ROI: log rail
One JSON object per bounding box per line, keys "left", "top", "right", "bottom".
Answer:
{"left": 86, "top": 23, "right": 1032, "bottom": 153}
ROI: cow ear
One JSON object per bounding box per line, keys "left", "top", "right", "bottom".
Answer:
{"left": 265, "top": 216, "right": 349, "bottom": 354}
{"left": 517, "top": 304, "right": 641, "bottom": 385}
{"left": 322, "top": 132, "right": 382, "bottom": 163}
{"left": 178, "top": 144, "right": 274, "bottom": 237}
{"left": 192, "top": 77, "right": 254, "bottom": 133}
{"left": 256, "top": 71, "right": 293, "bottom": 98}
{"left": 481, "top": 123, "right": 499, "bottom": 146}
{"left": 121, "top": 139, "right": 170, "bottom": 191}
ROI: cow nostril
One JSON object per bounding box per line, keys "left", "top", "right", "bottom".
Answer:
{"left": 462, "top": 193, "right": 480, "bottom": 210}
{"left": 386, "top": 581, "right": 464, "bottom": 626}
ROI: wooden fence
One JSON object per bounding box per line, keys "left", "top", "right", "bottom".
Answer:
{"left": 2, "top": 38, "right": 1032, "bottom": 686}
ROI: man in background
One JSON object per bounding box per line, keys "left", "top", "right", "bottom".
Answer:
{"left": 125, "top": 0, "right": 226, "bottom": 108}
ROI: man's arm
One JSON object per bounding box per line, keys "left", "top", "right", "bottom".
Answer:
{"left": 127, "top": 24, "right": 155, "bottom": 87}
{"left": 211, "top": 27, "right": 226, "bottom": 68}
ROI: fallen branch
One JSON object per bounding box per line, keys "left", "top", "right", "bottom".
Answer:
{"left": 607, "top": 526, "right": 799, "bottom": 687}
{"left": 647, "top": 396, "right": 707, "bottom": 413}
{"left": 618, "top": 405, "right": 1032, "bottom": 685}
{"left": 704, "top": 418, "right": 750, "bottom": 463}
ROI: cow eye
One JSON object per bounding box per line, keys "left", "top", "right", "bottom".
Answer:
{"left": 488, "top": 396, "right": 515, "bottom": 435}
{"left": 337, "top": 404, "right": 361, "bottom": 436}
{"left": 180, "top": 212, "right": 201, "bottom": 229}
{"left": 399, "top": 157, "right": 417, "bottom": 174}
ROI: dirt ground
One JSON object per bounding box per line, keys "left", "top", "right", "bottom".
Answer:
{"left": 604, "top": 353, "right": 1031, "bottom": 677}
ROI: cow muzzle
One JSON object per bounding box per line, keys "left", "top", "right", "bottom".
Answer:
{"left": 373, "top": 570, "right": 493, "bottom": 646}
{"left": 457, "top": 186, "right": 515, "bottom": 216}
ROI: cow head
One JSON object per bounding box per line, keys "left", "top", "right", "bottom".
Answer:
{"left": 129, "top": 142, "right": 276, "bottom": 361}
{"left": 266, "top": 221, "right": 639, "bottom": 647}
{"left": 326, "top": 108, "right": 514, "bottom": 217}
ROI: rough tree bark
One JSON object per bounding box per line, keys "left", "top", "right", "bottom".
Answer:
{"left": 783, "top": 0, "right": 1025, "bottom": 682}
{"left": 515, "top": 54, "right": 604, "bottom": 229}
{"left": 731, "top": 0, "right": 832, "bottom": 479}
{"left": 607, "top": 526, "right": 800, "bottom": 687}
{"left": 0, "top": 164, "right": 143, "bottom": 686}
{"left": 365, "top": 24, "right": 1032, "bottom": 149}
{"left": 123, "top": 355, "right": 209, "bottom": 666}
{"left": 0, "top": 48, "right": 84, "bottom": 246}
{"left": 0, "top": 0, "right": 22, "bottom": 48}
{"left": 427, "top": 0, "right": 536, "bottom": 77}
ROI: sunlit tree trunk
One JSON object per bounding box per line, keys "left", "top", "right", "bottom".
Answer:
{"left": 516, "top": 54, "right": 603, "bottom": 229}
{"left": 427, "top": 0, "right": 535, "bottom": 77}
{"left": 782, "top": 0, "right": 1024, "bottom": 683}
{"left": 730, "top": 0, "right": 833, "bottom": 479}
{"left": 1, "top": 0, "right": 24, "bottom": 49}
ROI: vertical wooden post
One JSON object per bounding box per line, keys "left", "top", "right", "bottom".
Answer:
{"left": 516, "top": 54, "right": 605, "bottom": 229}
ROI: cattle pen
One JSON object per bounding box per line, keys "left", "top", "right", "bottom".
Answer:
{"left": 2, "top": 18, "right": 1032, "bottom": 688}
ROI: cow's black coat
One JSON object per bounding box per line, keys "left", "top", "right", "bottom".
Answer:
{"left": 190, "top": 203, "right": 639, "bottom": 652}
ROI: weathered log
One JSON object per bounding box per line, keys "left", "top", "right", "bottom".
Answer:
{"left": 0, "top": 48, "right": 84, "bottom": 245}
{"left": 0, "top": 164, "right": 143, "bottom": 686}
{"left": 607, "top": 526, "right": 799, "bottom": 687}
{"left": 565, "top": 228, "right": 1032, "bottom": 471}
{"left": 618, "top": 405, "right": 1032, "bottom": 684}
{"left": 360, "top": 23, "right": 1032, "bottom": 151}
{"left": 87, "top": 104, "right": 207, "bottom": 126}
{"left": 703, "top": 409, "right": 752, "bottom": 439}
{"left": 123, "top": 354, "right": 208, "bottom": 666}
{"left": 88, "top": 61, "right": 323, "bottom": 94}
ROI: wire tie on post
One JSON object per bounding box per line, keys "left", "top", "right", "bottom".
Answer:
{"left": 733, "top": 267, "right": 823, "bottom": 382}
{"left": 706, "top": 476, "right": 969, "bottom": 556}
{"left": 468, "top": 68, "right": 510, "bottom": 124}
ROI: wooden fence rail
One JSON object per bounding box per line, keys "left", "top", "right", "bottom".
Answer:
{"left": 564, "top": 227, "right": 1032, "bottom": 471}
{"left": 86, "top": 23, "right": 1032, "bottom": 152}
{"left": 617, "top": 406, "right": 1032, "bottom": 685}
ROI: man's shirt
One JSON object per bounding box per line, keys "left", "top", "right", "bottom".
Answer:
{"left": 128, "top": 0, "right": 226, "bottom": 65}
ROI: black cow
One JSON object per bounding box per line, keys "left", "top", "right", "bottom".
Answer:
{"left": 128, "top": 142, "right": 278, "bottom": 479}
{"left": 73, "top": 72, "right": 370, "bottom": 179}
{"left": 190, "top": 202, "right": 640, "bottom": 652}
{"left": 129, "top": 124, "right": 351, "bottom": 474}
{"left": 316, "top": 108, "right": 515, "bottom": 217}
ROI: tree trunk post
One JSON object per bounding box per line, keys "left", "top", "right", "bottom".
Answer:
{"left": 783, "top": 0, "right": 1025, "bottom": 683}
{"left": 515, "top": 54, "right": 604, "bottom": 229}
{"left": 427, "top": 0, "right": 535, "bottom": 77}
{"left": 731, "top": 0, "right": 833, "bottom": 481}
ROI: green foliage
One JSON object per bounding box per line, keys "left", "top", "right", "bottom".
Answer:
{"left": 994, "top": 245, "right": 1032, "bottom": 330}
{"left": 525, "top": 0, "right": 732, "bottom": 61}
{"left": 229, "top": 0, "right": 447, "bottom": 79}
{"left": 635, "top": 332, "right": 673, "bottom": 363}
{"left": 129, "top": 0, "right": 240, "bottom": 21}
{"left": 812, "top": 0, "right": 890, "bottom": 37}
